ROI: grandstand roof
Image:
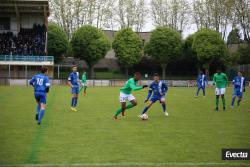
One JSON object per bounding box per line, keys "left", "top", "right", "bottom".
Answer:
{"left": 0, "top": 0, "right": 49, "bottom": 16}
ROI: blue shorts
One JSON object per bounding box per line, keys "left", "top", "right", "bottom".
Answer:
{"left": 233, "top": 89, "right": 243, "bottom": 97}
{"left": 34, "top": 92, "right": 46, "bottom": 104}
{"left": 198, "top": 85, "right": 205, "bottom": 89}
{"left": 71, "top": 87, "right": 79, "bottom": 94}
{"left": 150, "top": 96, "right": 165, "bottom": 103}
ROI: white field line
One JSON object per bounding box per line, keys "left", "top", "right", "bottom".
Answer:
{"left": 0, "top": 162, "right": 250, "bottom": 167}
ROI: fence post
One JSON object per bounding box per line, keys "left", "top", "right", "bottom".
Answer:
{"left": 57, "top": 65, "right": 60, "bottom": 79}
{"left": 8, "top": 64, "right": 11, "bottom": 78}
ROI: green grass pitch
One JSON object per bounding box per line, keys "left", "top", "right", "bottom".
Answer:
{"left": 0, "top": 86, "right": 250, "bottom": 167}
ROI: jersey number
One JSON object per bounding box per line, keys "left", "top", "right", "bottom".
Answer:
{"left": 37, "top": 78, "right": 44, "bottom": 86}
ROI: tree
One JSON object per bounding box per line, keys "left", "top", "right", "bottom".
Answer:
{"left": 71, "top": 25, "right": 111, "bottom": 78}
{"left": 112, "top": 28, "right": 143, "bottom": 76}
{"left": 237, "top": 44, "right": 250, "bottom": 64}
{"left": 150, "top": 0, "right": 190, "bottom": 33}
{"left": 192, "top": 28, "right": 227, "bottom": 74}
{"left": 227, "top": 28, "right": 241, "bottom": 44}
{"left": 145, "top": 27, "right": 182, "bottom": 79}
{"left": 47, "top": 23, "right": 69, "bottom": 62}
{"left": 183, "top": 34, "right": 199, "bottom": 69}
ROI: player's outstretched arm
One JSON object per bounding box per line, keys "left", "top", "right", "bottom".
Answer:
{"left": 129, "top": 83, "right": 143, "bottom": 91}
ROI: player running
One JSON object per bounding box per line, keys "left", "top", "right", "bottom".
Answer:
{"left": 139, "top": 73, "right": 169, "bottom": 118}
{"left": 195, "top": 70, "right": 208, "bottom": 97}
{"left": 113, "top": 72, "right": 148, "bottom": 120}
{"left": 213, "top": 68, "right": 228, "bottom": 111}
{"left": 68, "top": 65, "right": 81, "bottom": 112}
{"left": 29, "top": 67, "right": 50, "bottom": 125}
{"left": 231, "top": 71, "right": 246, "bottom": 108}
{"left": 80, "top": 69, "right": 87, "bottom": 94}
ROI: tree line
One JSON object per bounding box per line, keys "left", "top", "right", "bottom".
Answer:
{"left": 48, "top": 23, "right": 250, "bottom": 79}
{"left": 48, "top": 0, "right": 250, "bottom": 42}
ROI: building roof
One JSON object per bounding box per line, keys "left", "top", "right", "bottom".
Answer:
{"left": 0, "top": 0, "right": 49, "bottom": 16}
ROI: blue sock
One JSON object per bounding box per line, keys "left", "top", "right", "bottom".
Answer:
{"left": 71, "top": 97, "right": 75, "bottom": 107}
{"left": 162, "top": 104, "right": 166, "bottom": 112}
{"left": 36, "top": 104, "right": 40, "bottom": 114}
{"left": 231, "top": 96, "right": 236, "bottom": 106}
{"left": 196, "top": 88, "right": 200, "bottom": 96}
{"left": 141, "top": 106, "right": 149, "bottom": 114}
{"left": 74, "top": 97, "right": 78, "bottom": 107}
{"left": 38, "top": 109, "right": 45, "bottom": 123}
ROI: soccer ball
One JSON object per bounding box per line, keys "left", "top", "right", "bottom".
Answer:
{"left": 141, "top": 114, "right": 149, "bottom": 120}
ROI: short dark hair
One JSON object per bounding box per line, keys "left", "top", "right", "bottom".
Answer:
{"left": 72, "top": 65, "right": 77, "bottom": 68}
{"left": 41, "top": 67, "right": 48, "bottom": 73}
{"left": 134, "top": 72, "right": 141, "bottom": 76}
{"left": 154, "top": 73, "right": 159, "bottom": 77}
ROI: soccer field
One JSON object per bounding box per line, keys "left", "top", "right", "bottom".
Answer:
{"left": 0, "top": 86, "right": 250, "bottom": 167}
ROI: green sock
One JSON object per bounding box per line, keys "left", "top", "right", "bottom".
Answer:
{"left": 114, "top": 103, "right": 134, "bottom": 116}
{"left": 80, "top": 87, "right": 83, "bottom": 92}
{"left": 222, "top": 97, "right": 225, "bottom": 108}
{"left": 216, "top": 98, "right": 219, "bottom": 108}
{"left": 84, "top": 86, "right": 87, "bottom": 92}
{"left": 126, "top": 103, "right": 134, "bottom": 109}
{"left": 115, "top": 108, "right": 122, "bottom": 116}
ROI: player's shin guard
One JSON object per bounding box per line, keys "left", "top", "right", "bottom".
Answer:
{"left": 162, "top": 104, "right": 166, "bottom": 112}
{"left": 231, "top": 96, "right": 236, "bottom": 106}
{"left": 142, "top": 106, "right": 149, "bottom": 114}
{"left": 84, "top": 86, "right": 87, "bottom": 93}
{"left": 38, "top": 109, "right": 45, "bottom": 124}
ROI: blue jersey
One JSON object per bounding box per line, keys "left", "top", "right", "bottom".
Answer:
{"left": 196, "top": 74, "right": 208, "bottom": 87}
{"left": 146, "top": 81, "right": 168, "bottom": 100}
{"left": 68, "top": 72, "right": 80, "bottom": 87}
{"left": 29, "top": 74, "right": 50, "bottom": 93}
{"left": 233, "top": 76, "right": 246, "bottom": 92}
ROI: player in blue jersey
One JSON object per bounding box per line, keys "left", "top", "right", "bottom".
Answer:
{"left": 139, "top": 73, "right": 169, "bottom": 118}
{"left": 29, "top": 67, "right": 50, "bottom": 125}
{"left": 231, "top": 71, "right": 246, "bottom": 107}
{"left": 68, "top": 65, "right": 81, "bottom": 112}
{"left": 195, "top": 70, "right": 208, "bottom": 97}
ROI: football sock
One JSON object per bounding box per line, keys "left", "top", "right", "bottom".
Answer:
{"left": 74, "top": 97, "right": 78, "bottom": 107}
{"left": 84, "top": 86, "right": 87, "bottom": 93}
{"left": 222, "top": 96, "right": 226, "bottom": 108}
{"left": 237, "top": 98, "right": 241, "bottom": 106}
{"left": 38, "top": 109, "right": 45, "bottom": 124}
{"left": 142, "top": 106, "right": 149, "bottom": 114}
{"left": 216, "top": 96, "right": 219, "bottom": 108}
{"left": 203, "top": 89, "right": 205, "bottom": 96}
{"left": 162, "top": 104, "right": 166, "bottom": 112}
{"left": 71, "top": 97, "right": 75, "bottom": 107}
{"left": 196, "top": 88, "right": 200, "bottom": 96}
{"left": 114, "top": 103, "right": 135, "bottom": 116}
{"left": 231, "top": 96, "right": 236, "bottom": 106}
{"left": 36, "top": 104, "right": 40, "bottom": 114}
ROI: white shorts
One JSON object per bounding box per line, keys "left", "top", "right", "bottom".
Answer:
{"left": 215, "top": 88, "right": 226, "bottom": 95}
{"left": 81, "top": 83, "right": 87, "bottom": 87}
{"left": 119, "top": 92, "right": 135, "bottom": 103}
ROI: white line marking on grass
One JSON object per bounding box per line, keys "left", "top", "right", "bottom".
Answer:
{"left": 1, "top": 162, "right": 250, "bottom": 167}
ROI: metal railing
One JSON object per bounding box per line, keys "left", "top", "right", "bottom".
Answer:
{"left": 0, "top": 55, "right": 54, "bottom": 62}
